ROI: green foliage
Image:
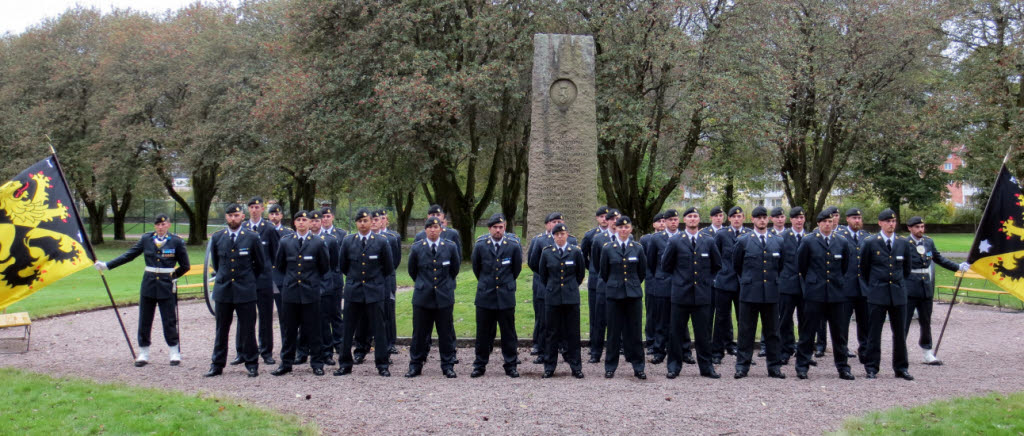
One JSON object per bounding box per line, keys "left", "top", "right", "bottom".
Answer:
{"left": 0, "top": 367, "right": 318, "bottom": 435}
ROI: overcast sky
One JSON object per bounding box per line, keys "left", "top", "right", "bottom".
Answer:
{"left": 1, "top": 1, "right": 230, "bottom": 35}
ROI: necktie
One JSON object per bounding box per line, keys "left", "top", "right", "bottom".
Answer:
{"left": 886, "top": 239, "right": 892, "bottom": 252}
{"left": 361, "top": 237, "right": 366, "bottom": 249}
{"left": 432, "top": 244, "right": 437, "bottom": 256}
{"left": 853, "top": 234, "right": 858, "bottom": 244}
{"left": 230, "top": 232, "right": 236, "bottom": 243}
{"left": 760, "top": 235, "right": 766, "bottom": 247}
{"left": 559, "top": 248, "right": 564, "bottom": 256}
{"left": 691, "top": 237, "right": 696, "bottom": 250}
{"left": 797, "top": 233, "right": 802, "bottom": 242}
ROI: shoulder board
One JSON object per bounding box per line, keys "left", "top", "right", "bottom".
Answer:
{"left": 602, "top": 242, "right": 609, "bottom": 246}
{"left": 895, "top": 235, "right": 904, "bottom": 240}
{"left": 319, "top": 235, "right": 325, "bottom": 240}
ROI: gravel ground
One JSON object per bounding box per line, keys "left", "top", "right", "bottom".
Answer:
{"left": 2, "top": 300, "right": 1023, "bottom": 435}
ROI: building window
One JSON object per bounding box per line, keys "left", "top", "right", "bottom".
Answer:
{"left": 947, "top": 153, "right": 953, "bottom": 159}
{"left": 944, "top": 163, "right": 953, "bottom": 170}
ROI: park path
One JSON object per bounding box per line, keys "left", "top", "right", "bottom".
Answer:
{"left": 2, "top": 300, "right": 1023, "bottom": 435}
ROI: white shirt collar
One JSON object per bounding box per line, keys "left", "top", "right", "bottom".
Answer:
{"left": 684, "top": 229, "right": 699, "bottom": 239}
{"left": 296, "top": 231, "right": 310, "bottom": 239}
{"left": 556, "top": 242, "right": 568, "bottom": 251}
{"left": 615, "top": 236, "right": 630, "bottom": 245}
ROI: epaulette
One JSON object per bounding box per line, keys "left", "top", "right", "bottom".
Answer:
{"left": 319, "top": 235, "right": 325, "bottom": 240}
{"left": 602, "top": 242, "right": 609, "bottom": 246}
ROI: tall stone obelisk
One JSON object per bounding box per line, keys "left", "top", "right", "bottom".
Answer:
{"left": 525, "top": 34, "right": 599, "bottom": 240}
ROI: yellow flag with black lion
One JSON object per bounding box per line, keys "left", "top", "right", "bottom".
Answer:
{"left": 0, "top": 156, "right": 95, "bottom": 310}
{"left": 967, "top": 163, "right": 1024, "bottom": 303}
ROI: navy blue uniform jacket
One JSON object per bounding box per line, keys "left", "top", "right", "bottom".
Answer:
{"left": 107, "top": 232, "right": 190, "bottom": 300}
{"left": 275, "top": 232, "right": 331, "bottom": 304}
{"left": 408, "top": 238, "right": 461, "bottom": 309}
{"left": 797, "top": 230, "right": 850, "bottom": 303}
{"left": 537, "top": 244, "right": 586, "bottom": 306}
{"left": 661, "top": 232, "right": 721, "bottom": 305}
{"left": 210, "top": 228, "right": 265, "bottom": 304}
{"left": 472, "top": 237, "right": 523, "bottom": 310}
{"left": 732, "top": 232, "right": 784, "bottom": 303}
{"left": 339, "top": 232, "right": 395, "bottom": 304}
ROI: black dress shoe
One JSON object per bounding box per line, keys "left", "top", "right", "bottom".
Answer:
{"left": 895, "top": 371, "right": 914, "bottom": 381}
{"left": 203, "top": 367, "right": 223, "bottom": 377}
{"left": 839, "top": 370, "right": 855, "bottom": 380}
{"left": 471, "top": 368, "right": 486, "bottom": 378}
{"left": 634, "top": 370, "right": 647, "bottom": 380}
{"left": 682, "top": 355, "right": 696, "bottom": 365}
{"left": 542, "top": 370, "right": 554, "bottom": 379}
{"left": 726, "top": 348, "right": 737, "bottom": 356}
{"left": 313, "top": 367, "right": 324, "bottom": 376}
{"left": 768, "top": 369, "right": 786, "bottom": 379}
{"left": 846, "top": 351, "right": 857, "bottom": 358}
{"left": 246, "top": 367, "right": 259, "bottom": 378}
{"left": 814, "top": 349, "right": 825, "bottom": 358}
{"left": 378, "top": 368, "right": 391, "bottom": 377}
{"left": 572, "top": 369, "right": 585, "bottom": 379}
{"left": 405, "top": 368, "right": 421, "bottom": 378}
{"left": 353, "top": 355, "right": 365, "bottom": 365}
{"left": 263, "top": 357, "right": 276, "bottom": 365}
{"left": 532, "top": 356, "right": 544, "bottom": 364}
{"left": 295, "top": 356, "right": 308, "bottom": 365}
{"left": 388, "top": 346, "right": 399, "bottom": 355}
{"left": 758, "top": 349, "right": 767, "bottom": 358}
{"left": 711, "top": 356, "right": 723, "bottom": 365}
{"left": 734, "top": 371, "right": 747, "bottom": 379}
{"left": 229, "top": 356, "right": 244, "bottom": 366}
{"left": 453, "top": 358, "right": 460, "bottom": 364}
{"left": 808, "top": 359, "right": 818, "bottom": 366}
{"left": 333, "top": 367, "right": 352, "bottom": 376}
{"left": 701, "top": 370, "right": 721, "bottom": 379}
{"left": 649, "top": 355, "right": 665, "bottom": 364}
{"left": 323, "top": 357, "right": 336, "bottom": 366}
{"left": 604, "top": 371, "right": 614, "bottom": 378}
{"left": 666, "top": 371, "right": 679, "bottom": 379}
{"left": 865, "top": 371, "right": 877, "bottom": 379}
{"left": 530, "top": 348, "right": 540, "bottom": 356}
{"left": 443, "top": 369, "right": 457, "bottom": 378}
{"left": 505, "top": 369, "right": 520, "bottom": 378}
{"left": 270, "top": 366, "right": 292, "bottom": 376}
{"left": 796, "top": 370, "right": 808, "bottom": 380}
{"left": 588, "top": 356, "right": 601, "bottom": 364}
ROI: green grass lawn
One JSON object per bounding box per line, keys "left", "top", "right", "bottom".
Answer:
{"left": 0, "top": 367, "right": 318, "bottom": 435}
{"left": 927, "top": 233, "right": 974, "bottom": 253}
{"left": 833, "top": 391, "right": 1024, "bottom": 435}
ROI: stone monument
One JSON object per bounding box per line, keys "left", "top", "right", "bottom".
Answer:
{"left": 525, "top": 34, "right": 599, "bottom": 240}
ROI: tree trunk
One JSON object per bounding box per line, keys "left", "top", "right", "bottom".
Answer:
{"left": 722, "top": 176, "right": 736, "bottom": 212}
{"left": 109, "top": 187, "right": 132, "bottom": 240}
{"left": 390, "top": 190, "right": 414, "bottom": 240}
{"left": 82, "top": 198, "right": 106, "bottom": 245}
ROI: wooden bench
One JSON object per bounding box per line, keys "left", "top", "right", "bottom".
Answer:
{"left": 0, "top": 312, "right": 31, "bottom": 353}
{"left": 936, "top": 270, "right": 1023, "bottom": 311}
{"left": 176, "top": 264, "right": 213, "bottom": 297}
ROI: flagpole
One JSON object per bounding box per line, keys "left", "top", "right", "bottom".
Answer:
{"left": 46, "top": 140, "right": 136, "bottom": 360}
{"left": 933, "top": 273, "right": 963, "bottom": 356}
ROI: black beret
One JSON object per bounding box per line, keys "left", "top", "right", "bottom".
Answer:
{"left": 309, "top": 210, "right": 322, "bottom": 220}
{"left": 377, "top": 208, "right": 388, "bottom": 217}
{"left": 552, "top": 223, "right": 568, "bottom": 234}
{"left": 662, "top": 209, "right": 678, "bottom": 219}
{"left": 424, "top": 216, "right": 442, "bottom": 228}
{"left": 709, "top": 206, "right": 724, "bottom": 216}
{"left": 370, "top": 209, "right": 384, "bottom": 218}
{"left": 789, "top": 206, "right": 805, "bottom": 218}
{"left": 596, "top": 206, "right": 609, "bottom": 216}
{"left": 653, "top": 212, "right": 664, "bottom": 222}
{"left": 845, "top": 208, "right": 862, "bottom": 217}
{"left": 825, "top": 206, "right": 840, "bottom": 216}
{"left": 354, "top": 208, "right": 371, "bottom": 221}
{"left": 728, "top": 206, "right": 744, "bottom": 217}
{"left": 545, "top": 212, "right": 564, "bottom": 223}
{"left": 294, "top": 210, "right": 309, "bottom": 219}
{"left": 750, "top": 206, "right": 768, "bottom": 218}
{"left": 320, "top": 206, "right": 333, "bottom": 216}
{"left": 154, "top": 214, "right": 169, "bottom": 224}
{"left": 267, "top": 204, "right": 282, "bottom": 213}
{"left": 907, "top": 216, "right": 924, "bottom": 227}
{"left": 816, "top": 210, "right": 831, "bottom": 223}
{"left": 682, "top": 206, "right": 699, "bottom": 217}
{"left": 878, "top": 209, "right": 896, "bottom": 221}
{"left": 427, "top": 204, "right": 444, "bottom": 215}
{"left": 225, "top": 203, "right": 243, "bottom": 214}
{"left": 770, "top": 207, "right": 785, "bottom": 218}
{"left": 486, "top": 213, "right": 506, "bottom": 227}
{"left": 615, "top": 215, "right": 632, "bottom": 227}
{"left": 247, "top": 196, "right": 263, "bottom": 206}
{"left": 606, "top": 209, "right": 621, "bottom": 219}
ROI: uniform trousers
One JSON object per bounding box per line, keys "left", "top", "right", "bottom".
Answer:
{"left": 472, "top": 307, "right": 519, "bottom": 371}
{"left": 339, "top": 301, "right": 389, "bottom": 370}
{"left": 409, "top": 305, "right": 457, "bottom": 371}
{"left": 532, "top": 297, "right": 546, "bottom": 352}
{"left": 796, "top": 301, "right": 850, "bottom": 373}
{"left": 735, "top": 301, "right": 782, "bottom": 372}
{"left": 845, "top": 295, "right": 871, "bottom": 362}
{"left": 904, "top": 296, "right": 934, "bottom": 349}
{"left": 667, "top": 303, "right": 713, "bottom": 375}
{"left": 543, "top": 304, "right": 582, "bottom": 372}
{"left": 604, "top": 297, "right": 645, "bottom": 373}
{"left": 712, "top": 288, "right": 740, "bottom": 357}
{"left": 319, "top": 293, "right": 342, "bottom": 359}
{"left": 864, "top": 303, "right": 909, "bottom": 374}
{"left": 211, "top": 300, "right": 258, "bottom": 369}
{"left": 280, "top": 300, "right": 323, "bottom": 369}
{"left": 777, "top": 293, "right": 803, "bottom": 360}
{"left": 138, "top": 295, "right": 178, "bottom": 347}
{"left": 647, "top": 295, "right": 671, "bottom": 358}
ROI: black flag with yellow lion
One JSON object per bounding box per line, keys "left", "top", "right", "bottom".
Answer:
{"left": 967, "top": 163, "right": 1024, "bottom": 303}
{"left": 0, "top": 156, "right": 95, "bottom": 309}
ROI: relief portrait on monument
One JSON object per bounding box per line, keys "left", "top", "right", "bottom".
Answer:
{"left": 550, "top": 79, "right": 577, "bottom": 108}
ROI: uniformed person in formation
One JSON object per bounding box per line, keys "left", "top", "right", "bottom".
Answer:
{"left": 777, "top": 207, "right": 807, "bottom": 364}
{"left": 795, "top": 210, "right": 854, "bottom": 380}
{"left": 699, "top": 206, "right": 725, "bottom": 238}
{"left": 537, "top": 222, "right": 587, "bottom": 378}
{"left": 660, "top": 207, "right": 723, "bottom": 379}
{"left": 600, "top": 215, "right": 648, "bottom": 379}
{"left": 644, "top": 210, "right": 679, "bottom": 364}
{"left": 581, "top": 205, "right": 610, "bottom": 362}
{"left": 711, "top": 206, "right": 749, "bottom": 363}
{"left": 859, "top": 209, "right": 914, "bottom": 380}
{"left": 589, "top": 209, "right": 618, "bottom": 362}
{"left": 267, "top": 203, "right": 290, "bottom": 349}
{"left": 415, "top": 204, "right": 463, "bottom": 257}
{"left": 641, "top": 211, "right": 665, "bottom": 354}
{"left": 335, "top": 208, "right": 395, "bottom": 377}
{"left": 527, "top": 212, "right": 577, "bottom": 361}
{"left": 406, "top": 217, "right": 461, "bottom": 378}
{"left": 234, "top": 196, "right": 279, "bottom": 366}
{"left": 838, "top": 208, "right": 871, "bottom": 362}
{"left": 95, "top": 214, "right": 190, "bottom": 367}
{"left": 267, "top": 203, "right": 285, "bottom": 230}
{"left": 318, "top": 207, "right": 345, "bottom": 365}
{"left": 904, "top": 216, "right": 970, "bottom": 365}
{"left": 371, "top": 209, "right": 401, "bottom": 355}
{"left": 271, "top": 210, "right": 331, "bottom": 376}
{"left": 732, "top": 206, "right": 786, "bottom": 379}
{"left": 471, "top": 213, "right": 523, "bottom": 378}
{"left": 205, "top": 204, "right": 266, "bottom": 377}
{"left": 812, "top": 206, "right": 843, "bottom": 357}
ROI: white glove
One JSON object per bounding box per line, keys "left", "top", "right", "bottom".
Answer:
{"left": 94, "top": 261, "right": 108, "bottom": 271}
{"left": 958, "top": 262, "right": 970, "bottom": 272}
